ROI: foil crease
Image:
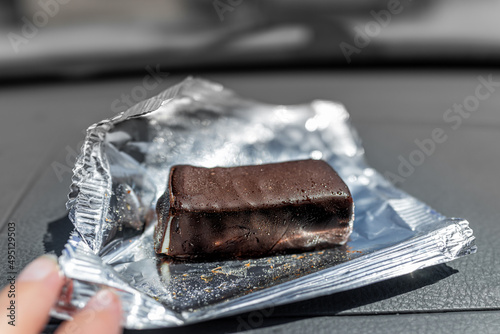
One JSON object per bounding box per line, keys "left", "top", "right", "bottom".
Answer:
{"left": 53, "top": 78, "right": 477, "bottom": 329}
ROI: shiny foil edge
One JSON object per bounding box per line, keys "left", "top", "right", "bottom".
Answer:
{"left": 51, "top": 218, "right": 475, "bottom": 329}
{"left": 55, "top": 77, "right": 478, "bottom": 329}
{"left": 66, "top": 77, "right": 230, "bottom": 251}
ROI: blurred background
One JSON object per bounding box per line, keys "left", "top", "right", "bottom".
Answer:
{"left": 1, "top": 0, "right": 499, "bottom": 79}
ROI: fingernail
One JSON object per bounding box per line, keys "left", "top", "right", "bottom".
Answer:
{"left": 17, "top": 254, "right": 59, "bottom": 282}
{"left": 88, "top": 289, "right": 116, "bottom": 310}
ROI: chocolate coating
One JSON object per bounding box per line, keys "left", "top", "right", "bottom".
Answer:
{"left": 154, "top": 160, "right": 354, "bottom": 259}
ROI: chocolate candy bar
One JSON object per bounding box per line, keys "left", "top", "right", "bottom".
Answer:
{"left": 154, "top": 159, "right": 354, "bottom": 259}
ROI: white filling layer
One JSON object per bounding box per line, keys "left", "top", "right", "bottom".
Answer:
{"left": 160, "top": 262, "right": 170, "bottom": 283}
{"left": 160, "top": 216, "right": 173, "bottom": 254}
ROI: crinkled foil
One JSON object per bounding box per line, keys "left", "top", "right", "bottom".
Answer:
{"left": 52, "top": 78, "right": 477, "bottom": 329}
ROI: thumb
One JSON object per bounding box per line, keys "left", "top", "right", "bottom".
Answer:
{"left": 0, "top": 255, "right": 65, "bottom": 334}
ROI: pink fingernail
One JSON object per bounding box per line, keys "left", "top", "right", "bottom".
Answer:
{"left": 17, "top": 254, "right": 58, "bottom": 282}
{"left": 89, "top": 289, "right": 116, "bottom": 310}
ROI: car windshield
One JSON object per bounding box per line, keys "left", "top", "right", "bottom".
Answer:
{"left": 1, "top": 0, "right": 499, "bottom": 80}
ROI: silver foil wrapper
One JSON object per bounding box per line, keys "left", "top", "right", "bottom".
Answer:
{"left": 52, "top": 78, "right": 477, "bottom": 329}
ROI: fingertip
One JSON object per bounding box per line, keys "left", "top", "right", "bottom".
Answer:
{"left": 87, "top": 289, "right": 122, "bottom": 315}
{"left": 0, "top": 254, "right": 65, "bottom": 334}
{"left": 17, "top": 254, "right": 61, "bottom": 283}
{"left": 57, "top": 289, "right": 123, "bottom": 334}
